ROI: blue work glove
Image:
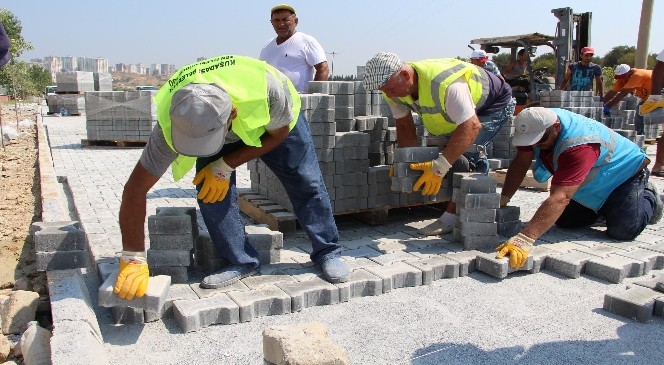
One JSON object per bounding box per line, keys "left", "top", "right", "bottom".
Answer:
{"left": 603, "top": 105, "right": 612, "bottom": 117}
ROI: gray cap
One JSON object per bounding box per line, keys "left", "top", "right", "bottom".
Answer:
{"left": 512, "top": 107, "right": 558, "bottom": 146}
{"left": 362, "top": 52, "right": 404, "bottom": 91}
{"left": 169, "top": 83, "right": 232, "bottom": 157}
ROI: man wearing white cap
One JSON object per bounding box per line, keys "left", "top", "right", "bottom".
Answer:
{"left": 559, "top": 46, "right": 603, "bottom": 96}
{"left": 362, "top": 52, "right": 514, "bottom": 235}
{"left": 604, "top": 63, "right": 652, "bottom": 134}
{"left": 112, "top": 55, "right": 349, "bottom": 300}
{"left": 497, "top": 107, "right": 662, "bottom": 269}
{"left": 260, "top": 4, "right": 329, "bottom": 93}
{"left": 469, "top": 49, "right": 503, "bottom": 80}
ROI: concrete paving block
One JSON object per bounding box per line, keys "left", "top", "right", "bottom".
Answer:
{"left": 655, "top": 297, "right": 664, "bottom": 318}
{"left": 36, "top": 250, "right": 87, "bottom": 271}
{"left": 584, "top": 255, "right": 646, "bottom": 283}
{"left": 241, "top": 274, "right": 297, "bottom": 290}
{"left": 370, "top": 240, "right": 409, "bottom": 254}
{"left": 47, "top": 270, "right": 102, "bottom": 338}
{"left": 147, "top": 249, "right": 192, "bottom": 267}
{"left": 334, "top": 269, "right": 383, "bottom": 302}
{"left": 173, "top": 294, "right": 240, "bottom": 332}
{"left": 148, "top": 214, "right": 192, "bottom": 234}
{"left": 603, "top": 286, "right": 663, "bottom": 323}
{"left": 616, "top": 248, "right": 664, "bottom": 274}
{"left": 342, "top": 258, "right": 381, "bottom": 272}
{"left": 461, "top": 235, "right": 501, "bottom": 252}
{"left": 29, "top": 220, "right": 79, "bottom": 236}
{"left": 393, "top": 147, "right": 438, "bottom": 163}
{"left": 365, "top": 262, "right": 423, "bottom": 293}
{"left": 405, "top": 256, "right": 459, "bottom": 284}
{"left": 33, "top": 226, "right": 86, "bottom": 252}
{"left": 527, "top": 246, "right": 561, "bottom": 274}
{"left": 460, "top": 222, "right": 497, "bottom": 236}
{"left": 544, "top": 250, "right": 600, "bottom": 278}
{"left": 51, "top": 320, "right": 108, "bottom": 365}
{"left": 227, "top": 285, "right": 291, "bottom": 322}
{"left": 189, "top": 279, "right": 250, "bottom": 299}
{"left": 458, "top": 208, "right": 495, "bottom": 223}
{"left": 150, "top": 266, "right": 189, "bottom": 284}
{"left": 368, "top": 250, "right": 420, "bottom": 265}
{"left": 98, "top": 270, "right": 171, "bottom": 312}
{"left": 96, "top": 260, "right": 119, "bottom": 282}
{"left": 475, "top": 253, "right": 535, "bottom": 279}
{"left": 544, "top": 241, "right": 588, "bottom": 253}
{"left": 627, "top": 273, "right": 664, "bottom": 291}
{"left": 443, "top": 250, "right": 482, "bottom": 276}
{"left": 263, "top": 322, "right": 350, "bottom": 365}
{"left": 459, "top": 193, "right": 500, "bottom": 209}
{"left": 642, "top": 242, "right": 664, "bottom": 254}
{"left": 576, "top": 243, "right": 624, "bottom": 258}
{"left": 246, "top": 225, "right": 284, "bottom": 250}
{"left": 496, "top": 206, "right": 520, "bottom": 223}
{"left": 111, "top": 306, "right": 144, "bottom": 324}
{"left": 257, "top": 248, "right": 281, "bottom": 265}
{"left": 276, "top": 276, "right": 340, "bottom": 312}
{"left": 149, "top": 233, "right": 194, "bottom": 251}
{"left": 340, "top": 246, "right": 382, "bottom": 260}
{"left": 459, "top": 175, "right": 497, "bottom": 194}
{"left": 145, "top": 282, "right": 200, "bottom": 322}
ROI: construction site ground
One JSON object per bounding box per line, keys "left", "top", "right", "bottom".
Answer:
{"left": 3, "top": 102, "right": 664, "bottom": 364}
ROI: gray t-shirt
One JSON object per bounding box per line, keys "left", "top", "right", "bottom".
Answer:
{"left": 140, "top": 70, "right": 294, "bottom": 177}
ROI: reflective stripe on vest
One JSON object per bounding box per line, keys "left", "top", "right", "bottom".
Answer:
{"left": 153, "top": 55, "right": 300, "bottom": 181}
{"left": 387, "top": 59, "right": 490, "bottom": 136}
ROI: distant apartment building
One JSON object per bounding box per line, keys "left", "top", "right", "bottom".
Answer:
{"left": 32, "top": 55, "right": 175, "bottom": 78}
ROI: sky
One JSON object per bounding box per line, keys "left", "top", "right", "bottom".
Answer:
{"left": 4, "top": 0, "right": 664, "bottom": 76}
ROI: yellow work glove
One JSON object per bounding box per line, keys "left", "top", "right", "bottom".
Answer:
{"left": 495, "top": 233, "right": 535, "bottom": 269}
{"left": 411, "top": 155, "right": 452, "bottom": 196}
{"left": 192, "top": 157, "right": 234, "bottom": 204}
{"left": 499, "top": 195, "right": 511, "bottom": 208}
{"left": 113, "top": 251, "right": 149, "bottom": 300}
{"left": 640, "top": 95, "right": 664, "bottom": 115}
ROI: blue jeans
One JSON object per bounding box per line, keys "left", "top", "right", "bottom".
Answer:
{"left": 455, "top": 98, "right": 516, "bottom": 175}
{"left": 196, "top": 113, "right": 341, "bottom": 267}
{"left": 555, "top": 169, "right": 654, "bottom": 240}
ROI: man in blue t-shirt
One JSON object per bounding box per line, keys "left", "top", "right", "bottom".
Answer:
{"left": 560, "top": 46, "right": 603, "bottom": 97}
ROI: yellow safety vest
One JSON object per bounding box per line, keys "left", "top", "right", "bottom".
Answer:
{"left": 385, "top": 59, "right": 490, "bottom": 136}
{"left": 154, "top": 55, "right": 301, "bottom": 181}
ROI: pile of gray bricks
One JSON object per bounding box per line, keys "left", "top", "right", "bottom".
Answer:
{"left": 604, "top": 273, "right": 664, "bottom": 323}
{"left": 84, "top": 90, "right": 157, "bottom": 142}
{"left": 147, "top": 207, "right": 198, "bottom": 284}
{"left": 93, "top": 72, "right": 112, "bottom": 92}
{"left": 45, "top": 94, "right": 85, "bottom": 115}
{"left": 452, "top": 173, "right": 501, "bottom": 250}
{"left": 55, "top": 71, "right": 95, "bottom": 93}
{"left": 30, "top": 221, "right": 88, "bottom": 272}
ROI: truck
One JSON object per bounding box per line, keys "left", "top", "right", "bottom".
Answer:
{"left": 470, "top": 7, "right": 591, "bottom": 107}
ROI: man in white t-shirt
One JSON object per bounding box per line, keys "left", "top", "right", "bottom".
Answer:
{"left": 260, "top": 4, "right": 329, "bottom": 93}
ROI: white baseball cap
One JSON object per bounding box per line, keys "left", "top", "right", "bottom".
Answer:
{"left": 470, "top": 50, "right": 488, "bottom": 59}
{"left": 169, "top": 83, "right": 232, "bottom": 157}
{"left": 363, "top": 52, "right": 404, "bottom": 91}
{"left": 512, "top": 107, "right": 559, "bottom": 146}
{"left": 614, "top": 64, "right": 631, "bottom": 79}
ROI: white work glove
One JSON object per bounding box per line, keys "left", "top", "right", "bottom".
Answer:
{"left": 193, "top": 157, "right": 235, "bottom": 203}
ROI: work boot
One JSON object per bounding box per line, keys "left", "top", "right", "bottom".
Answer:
{"left": 418, "top": 218, "right": 453, "bottom": 236}
{"left": 646, "top": 182, "right": 664, "bottom": 224}
{"left": 200, "top": 263, "right": 258, "bottom": 289}
{"left": 320, "top": 257, "right": 349, "bottom": 283}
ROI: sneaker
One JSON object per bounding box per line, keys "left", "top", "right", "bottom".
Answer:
{"left": 200, "top": 264, "right": 258, "bottom": 289}
{"left": 418, "top": 218, "right": 453, "bottom": 236}
{"left": 320, "top": 257, "right": 349, "bottom": 283}
{"left": 646, "top": 182, "right": 664, "bottom": 224}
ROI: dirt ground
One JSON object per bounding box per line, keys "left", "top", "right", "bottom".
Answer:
{"left": 0, "top": 101, "right": 41, "bottom": 291}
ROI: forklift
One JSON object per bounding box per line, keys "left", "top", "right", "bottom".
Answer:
{"left": 469, "top": 7, "right": 592, "bottom": 112}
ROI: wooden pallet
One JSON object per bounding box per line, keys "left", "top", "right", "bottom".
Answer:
{"left": 47, "top": 112, "right": 85, "bottom": 116}
{"left": 55, "top": 91, "right": 85, "bottom": 95}
{"left": 237, "top": 188, "right": 449, "bottom": 229}
{"left": 490, "top": 169, "right": 551, "bottom": 192}
{"left": 81, "top": 139, "right": 147, "bottom": 148}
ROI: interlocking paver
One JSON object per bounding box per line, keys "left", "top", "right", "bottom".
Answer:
{"left": 227, "top": 285, "right": 292, "bottom": 322}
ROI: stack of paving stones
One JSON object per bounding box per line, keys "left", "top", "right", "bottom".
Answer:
{"left": 45, "top": 94, "right": 86, "bottom": 115}
{"left": 539, "top": 90, "right": 602, "bottom": 120}
{"left": 147, "top": 207, "right": 198, "bottom": 284}
{"left": 604, "top": 271, "right": 664, "bottom": 323}
{"left": 451, "top": 173, "right": 500, "bottom": 251}
{"left": 93, "top": 72, "right": 113, "bottom": 92}
{"left": 247, "top": 82, "right": 446, "bottom": 217}
{"left": 488, "top": 116, "right": 516, "bottom": 169}
{"left": 55, "top": 71, "right": 95, "bottom": 93}
{"left": 84, "top": 90, "right": 157, "bottom": 142}
{"left": 496, "top": 205, "right": 521, "bottom": 237}
{"left": 30, "top": 221, "right": 88, "bottom": 271}
{"left": 391, "top": 146, "right": 443, "bottom": 199}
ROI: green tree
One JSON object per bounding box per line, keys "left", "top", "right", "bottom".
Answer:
{"left": 491, "top": 53, "right": 511, "bottom": 71}
{"left": 531, "top": 52, "right": 556, "bottom": 77}
{"left": 28, "top": 64, "right": 52, "bottom": 94}
{"left": 602, "top": 45, "right": 635, "bottom": 67}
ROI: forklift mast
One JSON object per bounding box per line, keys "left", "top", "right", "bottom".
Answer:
{"left": 551, "top": 7, "right": 592, "bottom": 89}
